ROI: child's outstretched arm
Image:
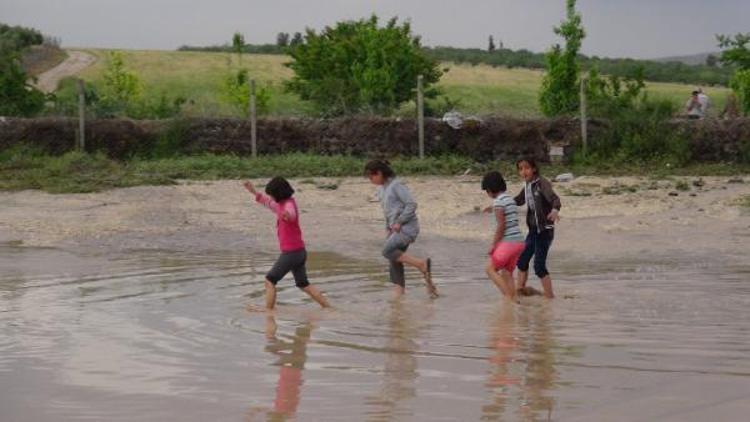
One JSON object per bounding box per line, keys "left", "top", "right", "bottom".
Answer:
{"left": 243, "top": 181, "right": 280, "bottom": 214}
{"left": 540, "top": 179, "right": 562, "bottom": 222}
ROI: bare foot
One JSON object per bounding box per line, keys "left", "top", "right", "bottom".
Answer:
{"left": 423, "top": 258, "right": 439, "bottom": 298}
{"left": 246, "top": 303, "right": 274, "bottom": 313}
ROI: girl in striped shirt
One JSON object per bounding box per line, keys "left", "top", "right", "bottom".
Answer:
{"left": 482, "top": 171, "right": 525, "bottom": 301}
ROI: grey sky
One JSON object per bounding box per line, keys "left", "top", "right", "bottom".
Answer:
{"left": 1, "top": 0, "right": 747, "bottom": 58}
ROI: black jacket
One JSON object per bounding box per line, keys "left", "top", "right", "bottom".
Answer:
{"left": 514, "top": 177, "right": 562, "bottom": 233}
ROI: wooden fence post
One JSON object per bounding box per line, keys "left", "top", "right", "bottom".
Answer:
{"left": 250, "top": 79, "right": 257, "bottom": 158}
{"left": 580, "top": 76, "right": 588, "bottom": 154}
{"left": 77, "top": 79, "right": 86, "bottom": 152}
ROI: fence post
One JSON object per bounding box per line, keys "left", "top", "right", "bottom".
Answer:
{"left": 77, "top": 78, "right": 86, "bottom": 152}
{"left": 417, "top": 74, "right": 424, "bottom": 159}
{"left": 250, "top": 79, "right": 257, "bottom": 158}
{"left": 580, "top": 76, "right": 588, "bottom": 154}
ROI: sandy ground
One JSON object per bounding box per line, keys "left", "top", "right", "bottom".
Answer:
{"left": 1, "top": 175, "right": 749, "bottom": 267}
{"left": 33, "top": 50, "right": 96, "bottom": 93}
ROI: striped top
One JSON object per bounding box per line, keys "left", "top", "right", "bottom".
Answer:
{"left": 493, "top": 193, "right": 524, "bottom": 242}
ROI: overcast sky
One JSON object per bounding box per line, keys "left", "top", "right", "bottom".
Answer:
{"left": 1, "top": 0, "right": 747, "bottom": 58}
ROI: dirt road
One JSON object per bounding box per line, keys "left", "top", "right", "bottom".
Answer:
{"left": 33, "top": 50, "right": 96, "bottom": 93}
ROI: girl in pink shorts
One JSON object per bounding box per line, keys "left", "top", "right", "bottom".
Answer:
{"left": 482, "top": 171, "right": 525, "bottom": 301}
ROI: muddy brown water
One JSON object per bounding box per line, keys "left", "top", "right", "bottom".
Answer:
{"left": 1, "top": 241, "right": 749, "bottom": 421}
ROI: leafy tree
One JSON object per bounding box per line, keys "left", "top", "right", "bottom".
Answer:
{"left": 220, "top": 69, "right": 270, "bottom": 116}
{"left": 276, "top": 32, "right": 290, "bottom": 47}
{"left": 705, "top": 54, "right": 718, "bottom": 67}
{"left": 290, "top": 32, "right": 303, "bottom": 47}
{"left": 0, "top": 23, "right": 43, "bottom": 52}
{"left": 718, "top": 33, "right": 750, "bottom": 115}
{"left": 539, "top": 0, "right": 586, "bottom": 116}
{"left": 285, "top": 15, "right": 442, "bottom": 116}
{"left": 0, "top": 49, "right": 45, "bottom": 116}
{"left": 488, "top": 35, "right": 496, "bottom": 52}
{"left": 99, "top": 51, "right": 143, "bottom": 114}
{"left": 718, "top": 33, "right": 750, "bottom": 69}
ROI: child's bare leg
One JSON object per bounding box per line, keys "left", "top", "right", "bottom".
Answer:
{"left": 516, "top": 270, "right": 529, "bottom": 289}
{"left": 540, "top": 275, "right": 555, "bottom": 299}
{"left": 302, "top": 285, "right": 330, "bottom": 308}
{"left": 397, "top": 253, "right": 438, "bottom": 296}
{"left": 265, "top": 314, "right": 278, "bottom": 338}
{"left": 397, "top": 253, "right": 427, "bottom": 273}
{"left": 265, "top": 279, "right": 277, "bottom": 310}
{"left": 485, "top": 260, "right": 516, "bottom": 299}
{"left": 392, "top": 285, "right": 405, "bottom": 299}
{"left": 500, "top": 270, "right": 516, "bottom": 299}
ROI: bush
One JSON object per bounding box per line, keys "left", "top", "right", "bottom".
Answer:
{"left": 0, "top": 49, "right": 46, "bottom": 117}
{"left": 220, "top": 69, "right": 271, "bottom": 117}
{"left": 580, "top": 70, "right": 689, "bottom": 165}
{"left": 285, "top": 15, "right": 442, "bottom": 116}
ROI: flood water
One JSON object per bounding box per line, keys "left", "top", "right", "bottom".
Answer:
{"left": 1, "top": 241, "right": 749, "bottom": 421}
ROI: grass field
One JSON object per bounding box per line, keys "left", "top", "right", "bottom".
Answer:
{"left": 75, "top": 49, "right": 731, "bottom": 119}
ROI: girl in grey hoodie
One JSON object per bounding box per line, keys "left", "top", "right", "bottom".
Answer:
{"left": 365, "top": 160, "right": 438, "bottom": 299}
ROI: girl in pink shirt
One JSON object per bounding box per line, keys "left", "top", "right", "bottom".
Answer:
{"left": 244, "top": 177, "right": 330, "bottom": 310}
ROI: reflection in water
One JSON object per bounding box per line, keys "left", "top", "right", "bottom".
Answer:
{"left": 365, "top": 301, "right": 426, "bottom": 421}
{"left": 482, "top": 304, "right": 558, "bottom": 421}
{"left": 248, "top": 316, "right": 314, "bottom": 422}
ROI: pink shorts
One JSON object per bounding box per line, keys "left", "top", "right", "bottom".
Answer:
{"left": 491, "top": 241, "right": 525, "bottom": 272}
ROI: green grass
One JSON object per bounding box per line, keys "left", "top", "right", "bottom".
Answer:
{"left": 72, "top": 49, "right": 732, "bottom": 118}
{"left": 2, "top": 145, "right": 749, "bottom": 194}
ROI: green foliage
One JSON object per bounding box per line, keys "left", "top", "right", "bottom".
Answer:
{"left": 719, "top": 34, "right": 750, "bottom": 116}
{"left": 539, "top": 0, "right": 586, "bottom": 117}
{"left": 220, "top": 69, "right": 271, "bottom": 116}
{"left": 0, "top": 23, "right": 43, "bottom": 53}
{"left": 580, "top": 69, "right": 689, "bottom": 166}
{"left": 718, "top": 33, "right": 750, "bottom": 69}
{"left": 0, "top": 49, "right": 46, "bottom": 116}
{"left": 99, "top": 51, "right": 143, "bottom": 114}
{"left": 285, "top": 15, "right": 443, "bottom": 116}
{"left": 179, "top": 41, "right": 733, "bottom": 86}
{"left": 730, "top": 69, "right": 750, "bottom": 116}
{"left": 151, "top": 118, "right": 191, "bottom": 159}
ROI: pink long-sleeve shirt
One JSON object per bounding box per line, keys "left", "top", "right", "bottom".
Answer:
{"left": 255, "top": 193, "right": 305, "bottom": 252}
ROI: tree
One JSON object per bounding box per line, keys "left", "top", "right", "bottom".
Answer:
{"left": 99, "top": 51, "right": 143, "bottom": 114}
{"left": 232, "top": 32, "right": 245, "bottom": 64}
{"left": 220, "top": 69, "right": 270, "bottom": 117}
{"left": 718, "top": 33, "right": 750, "bottom": 69}
{"left": 705, "top": 54, "right": 718, "bottom": 67}
{"left": 285, "top": 15, "right": 442, "bottom": 116}
{"left": 488, "top": 35, "right": 496, "bottom": 52}
{"left": 539, "top": 0, "right": 586, "bottom": 116}
{"left": 290, "top": 32, "right": 303, "bottom": 47}
{"left": 276, "top": 32, "right": 290, "bottom": 47}
{"left": 0, "top": 49, "right": 45, "bottom": 116}
{"left": 718, "top": 33, "right": 750, "bottom": 115}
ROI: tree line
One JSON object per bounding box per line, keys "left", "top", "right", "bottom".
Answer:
{"left": 179, "top": 33, "right": 733, "bottom": 87}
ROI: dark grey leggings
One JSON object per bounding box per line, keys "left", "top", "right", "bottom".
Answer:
{"left": 382, "top": 233, "right": 413, "bottom": 287}
{"left": 266, "top": 249, "right": 310, "bottom": 289}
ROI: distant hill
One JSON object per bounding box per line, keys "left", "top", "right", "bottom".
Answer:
{"left": 653, "top": 52, "right": 720, "bottom": 66}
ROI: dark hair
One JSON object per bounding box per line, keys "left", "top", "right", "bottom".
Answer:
{"left": 691, "top": 90, "right": 700, "bottom": 96}
{"left": 515, "top": 157, "right": 539, "bottom": 175}
{"left": 481, "top": 171, "right": 506, "bottom": 193}
{"left": 364, "top": 159, "right": 395, "bottom": 179}
{"left": 265, "top": 177, "right": 294, "bottom": 201}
